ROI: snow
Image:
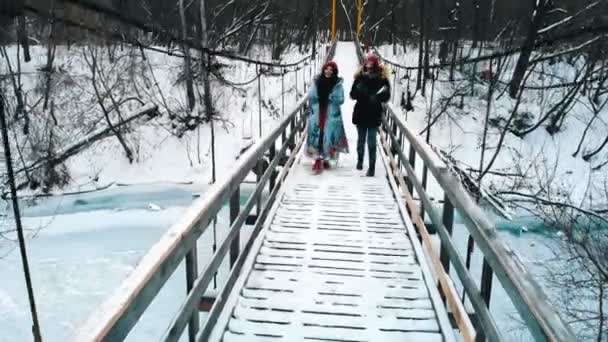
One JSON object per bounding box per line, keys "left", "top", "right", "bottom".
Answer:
{"left": 1, "top": 43, "right": 323, "bottom": 193}
{"left": 1, "top": 38, "right": 602, "bottom": 341}
{"left": 377, "top": 42, "right": 608, "bottom": 340}
{"left": 0, "top": 41, "right": 326, "bottom": 341}
{"left": 0, "top": 182, "right": 267, "bottom": 341}
{"left": 376, "top": 43, "right": 608, "bottom": 211}
{"left": 206, "top": 42, "right": 456, "bottom": 342}
{"left": 0, "top": 204, "right": 187, "bottom": 342}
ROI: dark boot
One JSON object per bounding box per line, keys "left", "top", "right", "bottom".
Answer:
{"left": 356, "top": 158, "right": 363, "bottom": 170}
{"left": 366, "top": 167, "right": 375, "bottom": 177}
{"left": 323, "top": 160, "right": 331, "bottom": 169}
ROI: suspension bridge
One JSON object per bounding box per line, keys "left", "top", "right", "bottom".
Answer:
{"left": 68, "top": 41, "right": 575, "bottom": 342}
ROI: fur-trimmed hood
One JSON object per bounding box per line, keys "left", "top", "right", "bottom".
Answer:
{"left": 354, "top": 63, "right": 391, "bottom": 80}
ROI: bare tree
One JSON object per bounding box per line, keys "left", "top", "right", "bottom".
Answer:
{"left": 498, "top": 170, "right": 608, "bottom": 341}
{"left": 508, "top": 0, "right": 549, "bottom": 98}
{"left": 83, "top": 47, "right": 134, "bottom": 163}
{"left": 178, "top": 0, "right": 196, "bottom": 112}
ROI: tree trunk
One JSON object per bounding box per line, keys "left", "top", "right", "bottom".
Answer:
{"left": 449, "top": 2, "right": 460, "bottom": 82}
{"left": 200, "top": 0, "right": 213, "bottom": 122}
{"left": 12, "top": 105, "right": 157, "bottom": 184}
{"left": 416, "top": 0, "right": 425, "bottom": 91}
{"left": 391, "top": 0, "right": 397, "bottom": 55}
{"left": 0, "top": 47, "right": 25, "bottom": 121}
{"left": 422, "top": 36, "right": 430, "bottom": 97}
{"left": 179, "top": 0, "right": 196, "bottom": 112}
{"left": 87, "top": 50, "right": 133, "bottom": 163}
{"left": 479, "top": 58, "right": 494, "bottom": 185}
{"left": 17, "top": 15, "right": 30, "bottom": 62}
{"left": 471, "top": 0, "right": 481, "bottom": 49}
{"left": 43, "top": 0, "right": 57, "bottom": 111}
{"left": 508, "top": 0, "right": 547, "bottom": 99}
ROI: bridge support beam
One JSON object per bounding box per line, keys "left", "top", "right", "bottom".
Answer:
{"left": 331, "top": 0, "right": 336, "bottom": 42}
{"left": 356, "top": 0, "right": 363, "bottom": 39}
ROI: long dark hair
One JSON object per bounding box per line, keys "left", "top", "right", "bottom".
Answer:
{"left": 317, "top": 62, "right": 339, "bottom": 106}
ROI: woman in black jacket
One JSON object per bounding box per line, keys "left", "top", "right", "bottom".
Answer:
{"left": 349, "top": 54, "right": 390, "bottom": 177}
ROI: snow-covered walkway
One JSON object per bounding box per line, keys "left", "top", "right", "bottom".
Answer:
{"left": 208, "top": 42, "right": 455, "bottom": 342}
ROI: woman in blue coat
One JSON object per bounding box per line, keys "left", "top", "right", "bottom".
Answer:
{"left": 306, "top": 61, "right": 349, "bottom": 173}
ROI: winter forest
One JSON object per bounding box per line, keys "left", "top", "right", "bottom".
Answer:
{"left": 1, "top": 0, "right": 608, "bottom": 341}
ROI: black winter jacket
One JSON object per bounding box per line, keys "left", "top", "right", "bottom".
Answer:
{"left": 349, "top": 68, "right": 391, "bottom": 128}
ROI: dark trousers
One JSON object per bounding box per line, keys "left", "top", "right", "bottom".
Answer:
{"left": 356, "top": 126, "right": 377, "bottom": 168}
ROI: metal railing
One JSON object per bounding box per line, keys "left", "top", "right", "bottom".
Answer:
{"left": 73, "top": 42, "right": 336, "bottom": 342}
{"left": 354, "top": 40, "right": 575, "bottom": 341}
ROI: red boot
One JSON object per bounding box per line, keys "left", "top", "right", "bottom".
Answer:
{"left": 312, "top": 159, "right": 322, "bottom": 174}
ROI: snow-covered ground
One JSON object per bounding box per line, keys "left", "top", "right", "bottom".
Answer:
{"left": 377, "top": 43, "right": 608, "bottom": 210}
{"left": 1, "top": 42, "right": 326, "bottom": 193}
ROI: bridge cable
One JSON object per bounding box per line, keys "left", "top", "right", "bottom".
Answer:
{"left": 23, "top": 3, "right": 313, "bottom": 68}
{"left": 373, "top": 23, "right": 608, "bottom": 71}
{"left": 0, "top": 93, "right": 43, "bottom": 342}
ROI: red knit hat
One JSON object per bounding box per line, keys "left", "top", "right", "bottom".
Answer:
{"left": 322, "top": 61, "right": 339, "bottom": 76}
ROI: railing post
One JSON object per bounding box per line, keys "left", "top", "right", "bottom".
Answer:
{"left": 472, "top": 257, "right": 494, "bottom": 342}
{"left": 463, "top": 235, "right": 476, "bottom": 303}
{"left": 480, "top": 260, "right": 494, "bottom": 307}
{"left": 295, "top": 67, "right": 298, "bottom": 101}
{"left": 390, "top": 115, "right": 398, "bottom": 158}
{"left": 281, "top": 69, "right": 285, "bottom": 117}
{"left": 256, "top": 160, "right": 262, "bottom": 218}
{"left": 185, "top": 246, "right": 199, "bottom": 342}
{"left": 289, "top": 115, "right": 297, "bottom": 150}
{"left": 269, "top": 142, "right": 277, "bottom": 193}
{"left": 392, "top": 68, "right": 397, "bottom": 105}
{"left": 439, "top": 194, "right": 454, "bottom": 273}
{"left": 420, "top": 166, "right": 429, "bottom": 220}
{"left": 257, "top": 65, "right": 263, "bottom": 138}
{"left": 407, "top": 144, "right": 416, "bottom": 194}
{"left": 397, "top": 131, "right": 404, "bottom": 170}
{"left": 229, "top": 187, "right": 240, "bottom": 267}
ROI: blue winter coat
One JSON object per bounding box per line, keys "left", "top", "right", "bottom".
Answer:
{"left": 306, "top": 77, "right": 349, "bottom": 160}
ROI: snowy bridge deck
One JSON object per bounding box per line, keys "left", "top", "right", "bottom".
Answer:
{"left": 74, "top": 41, "right": 574, "bottom": 342}
{"left": 209, "top": 155, "right": 453, "bottom": 341}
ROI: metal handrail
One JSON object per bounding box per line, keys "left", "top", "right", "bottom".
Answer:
{"left": 73, "top": 41, "right": 336, "bottom": 342}
{"left": 354, "top": 39, "right": 575, "bottom": 341}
